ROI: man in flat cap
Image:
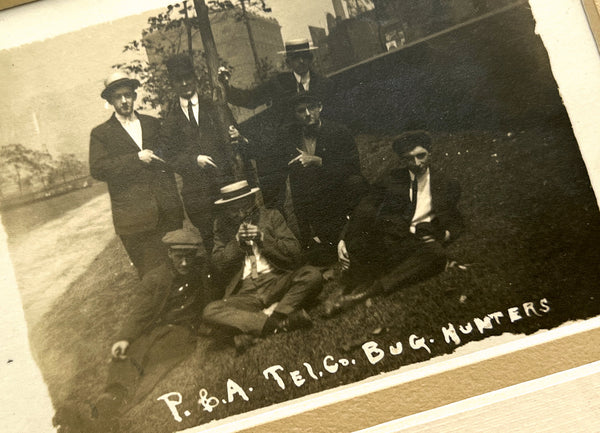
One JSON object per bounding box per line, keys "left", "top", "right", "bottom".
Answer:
{"left": 258, "top": 93, "right": 366, "bottom": 264}
{"left": 326, "top": 131, "right": 463, "bottom": 315}
{"left": 54, "top": 229, "right": 210, "bottom": 431}
{"left": 202, "top": 180, "right": 322, "bottom": 351}
{"left": 90, "top": 70, "right": 183, "bottom": 278}
{"left": 160, "top": 54, "right": 232, "bottom": 256}
{"left": 218, "top": 38, "right": 334, "bottom": 124}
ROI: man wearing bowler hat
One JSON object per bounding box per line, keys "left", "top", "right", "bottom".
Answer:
{"left": 218, "top": 38, "right": 334, "bottom": 122}
{"left": 89, "top": 70, "right": 183, "bottom": 278}
{"left": 202, "top": 180, "right": 322, "bottom": 351}
{"left": 53, "top": 229, "right": 209, "bottom": 432}
{"left": 325, "top": 131, "right": 463, "bottom": 315}
{"left": 160, "top": 54, "right": 233, "bottom": 255}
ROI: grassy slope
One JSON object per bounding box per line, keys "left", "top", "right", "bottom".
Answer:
{"left": 32, "top": 124, "right": 600, "bottom": 432}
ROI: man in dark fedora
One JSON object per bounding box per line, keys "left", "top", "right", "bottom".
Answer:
{"left": 202, "top": 180, "right": 322, "bottom": 351}
{"left": 258, "top": 93, "right": 366, "bottom": 264}
{"left": 53, "top": 229, "right": 210, "bottom": 432}
{"left": 160, "top": 54, "right": 231, "bottom": 255}
{"left": 326, "top": 131, "right": 463, "bottom": 315}
{"left": 89, "top": 70, "right": 183, "bottom": 278}
{"left": 218, "top": 38, "right": 334, "bottom": 122}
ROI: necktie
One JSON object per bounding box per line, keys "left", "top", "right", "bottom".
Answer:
{"left": 404, "top": 177, "right": 418, "bottom": 221}
{"left": 187, "top": 102, "right": 198, "bottom": 129}
{"left": 246, "top": 242, "right": 259, "bottom": 279}
{"left": 298, "top": 82, "right": 306, "bottom": 94}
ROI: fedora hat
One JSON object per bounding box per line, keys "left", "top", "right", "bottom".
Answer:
{"left": 101, "top": 70, "right": 140, "bottom": 100}
{"left": 214, "top": 180, "right": 260, "bottom": 205}
{"left": 278, "top": 38, "right": 319, "bottom": 55}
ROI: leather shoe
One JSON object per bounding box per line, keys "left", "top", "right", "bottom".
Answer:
{"left": 277, "top": 309, "right": 312, "bottom": 333}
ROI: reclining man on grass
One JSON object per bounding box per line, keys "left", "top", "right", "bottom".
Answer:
{"left": 54, "top": 229, "right": 210, "bottom": 433}
{"left": 202, "top": 180, "right": 323, "bottom": 352}
{"left": 325, "top": 130, "right": 463, "bottom": 316}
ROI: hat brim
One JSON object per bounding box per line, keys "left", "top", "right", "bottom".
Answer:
{"left": 278, "top": 46, "right": 319, "bottom": 54}
{"left": 214, "top": 187, "right": 260, "bottom": 205}
{"left": 101, "top": 78, "right": 140, "bottom": 100}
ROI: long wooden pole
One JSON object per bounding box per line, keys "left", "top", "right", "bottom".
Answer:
{"left": 192, "top": 0, "right": 245, "bottom": 182}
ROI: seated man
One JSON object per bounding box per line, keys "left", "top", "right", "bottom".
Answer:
{"left": 55, "top": 229, "right": 210, "bottom": 432}
{"left": 257, "top": 94, "right": 366, "bottom": 265}
{"left": 202, "top": 180, "right": 323, "bottom": 350}
{"left": 326, "top": 131, "right": 463, "bottom": 316}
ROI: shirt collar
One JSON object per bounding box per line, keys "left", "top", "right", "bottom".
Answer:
{"left": 293, "top": 71, "right": 310, "bottom": 84}
{"left": 180, "top": 93, "right": 199, "bottom": 108}
{"left": 114, "top": 111, "right": 138, "bottom": 125}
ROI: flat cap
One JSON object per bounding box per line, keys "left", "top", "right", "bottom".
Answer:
{"left": 162, "top": 228, "right": 202, "bottom": 249}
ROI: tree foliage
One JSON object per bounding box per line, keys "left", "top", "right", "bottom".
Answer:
{"left": 0, "top": 144, "right": 86, "bottom": 197}
{"left": 113, "top": 1, "right": 273, "bottom": 116}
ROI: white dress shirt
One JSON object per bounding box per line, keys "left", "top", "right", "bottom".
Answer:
{"left": 179, "top": 93, "right": 199, "bottom": 124}
{"left": 115, "top": 112, "right": 143, "bottom": 149}
{"left": 294, "top": 71, "right": 311, "bottom": 92}
{"left": 410, "top": 168, "right": 434, "bottom": 233}
{"left": 242, "top": 241, "right": 273, "bottom": 280}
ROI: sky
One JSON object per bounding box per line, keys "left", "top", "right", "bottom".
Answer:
{"left": 0, "top": 0, "right": 334, "bottom": 50}
{"left": 0, "top": 0, "right": 334, "bottom": 158}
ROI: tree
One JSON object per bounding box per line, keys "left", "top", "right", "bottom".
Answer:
{"left": 114, "top": 1, "right": 272, "bottom": 116}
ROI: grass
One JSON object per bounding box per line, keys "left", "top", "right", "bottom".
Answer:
{"left": 31, "top": 121, "right": 600, "bottom": 432}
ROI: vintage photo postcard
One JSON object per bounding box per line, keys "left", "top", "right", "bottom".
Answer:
{"left": 1, "top": 0, "right": 599, "bottom": 432}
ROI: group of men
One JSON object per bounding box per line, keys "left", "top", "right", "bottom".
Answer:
{"left": 56, "top": 38, "right": 462, "bottom": 432}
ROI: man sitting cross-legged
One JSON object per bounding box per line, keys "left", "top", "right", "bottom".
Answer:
{"left": 325, "top": 131, "right": 463, "bottom": 316}
{"left": 202, "top": 180, "right": 323, "bottom": 351}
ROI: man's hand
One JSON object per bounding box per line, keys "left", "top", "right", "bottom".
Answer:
{"left": 288, "top": 148, "right": 322, "bottom": 168}
{"left": 217, "top": 66, "right": 231, "bottom": 85}
{"left": 236, "top": 223, "right": 263, "bottom": 246}
{"left": 196, "top": 155, "right": 217, "bottom": 168}
{"left": 444, "top": 230, "right": 451, "bottom": 242}
{"left": 338, "top": 240, "right": 350, "bottom": 270}
{"left": 111, "top": 341, "right": 129, "bottom": 360}
{"left": 138, "top": 149, "right": 165, "bottom": 164}
{"left": 228, "top": 125, "right": 248, "bottom": 145}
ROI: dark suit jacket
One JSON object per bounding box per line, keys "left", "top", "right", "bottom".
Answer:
{"left": 257, "top": 119, "right": 362, "bottom": 209}
{"left": 212, "top": 208, "right": 302, "bottom": 297}
{"left": 89, "top": 113, "right": 183, "bottom": 235}
{"left": 345, "top": 167, "right": 463, "bottom": 248}
{"left": 226, "top": 70, "right": 334, "bottom": 113}
{"left": 159, "top": 99, "right": 226, "bottom": 215}
{"left": 117, "top": 262, "right": 207, "bottom": 342}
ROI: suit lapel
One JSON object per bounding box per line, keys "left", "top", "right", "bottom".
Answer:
{"left": 109, "top": 113, "right": 143, "bottom": 152}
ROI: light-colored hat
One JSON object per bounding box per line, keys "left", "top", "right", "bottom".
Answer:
{"left": 162, "top": 228, "right": 202, "bottom": 249}
{"left": 101, "top": 70, "right": 140, "bottom": 100}
{"left": 278, "top": 38, "right": 319, "bottom": 55}
{"left": 214, "top": 180, "right": 260, "bottom": 205}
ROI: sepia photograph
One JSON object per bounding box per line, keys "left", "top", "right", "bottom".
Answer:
{"left": 1, "top": 0, "right": 599, "bottom": 432}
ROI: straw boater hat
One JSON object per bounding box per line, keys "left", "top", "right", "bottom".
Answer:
{"left": 214, "top": 180, "right": 260, "bottom": 205}
{"left": 161, "top": 228, "right": 202, "bottom": 250}
{"left": 278, "top": 38, "right": 319, "bottom": 55}
{"left": 101, "top": 70, "right": 140, "bottom": 100}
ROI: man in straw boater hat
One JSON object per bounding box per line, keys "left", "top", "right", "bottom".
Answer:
{"left": 325, "top": 131, "right": 463, "bottom": 316}
{"left": 89, "top": 70, "right": 183, "bottom": 278}
{"left": 218, "top": 38, "right": 334, "bottom": 121}
{"left": 54, "top": 229, "right": 210, "bottom": 432}
{"left": 160, "top": 53, "right": 239, "bottom": 256}
{"left": 202, "top": 180, "right": 323, "bottom": 351}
